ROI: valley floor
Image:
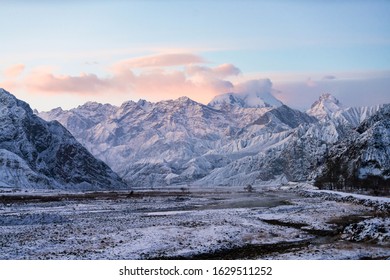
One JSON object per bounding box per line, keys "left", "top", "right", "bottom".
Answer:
{"left": 0, "top": 185, "right": 389, "bottom": 260}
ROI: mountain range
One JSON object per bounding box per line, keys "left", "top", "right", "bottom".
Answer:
{"left": 37, "top": 88, "right": 389, "bottom": 192}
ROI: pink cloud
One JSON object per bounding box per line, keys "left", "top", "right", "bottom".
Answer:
{"left": 113, "top": 53, "right": 205, "bottom": 70}
{"left": 8, "top": 54, "right": 239, "bottom": 104}
{"left": 0, "top": 64, "right": 26, "bottom": 91}
{"left": 24, "top": 71, "right": 120, "bottom": 95}
{"left": 0, "top": 54, "right": 244, "bottom": 104}
{"left": 123, "top": 69, "right": 233, "bottom": 103}
{"left": 212, "top": 63, "right": 241, "bottom": 78}
{"left": 186, "top": 63, "right": 240, "bottom": 78}
{"left": 4, "top": 64, "right": 25, "bottom": 78}
{"left": 234, "top": 79, "right": 273, "bottom": 94}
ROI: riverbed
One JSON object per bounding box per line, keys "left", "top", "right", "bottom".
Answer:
{"left": 0, "top": 185, "right": 389, "bottom": 259}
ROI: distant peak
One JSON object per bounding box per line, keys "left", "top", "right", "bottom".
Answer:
{"left": 78, "top": 101, "right": 104, "bottom": 109}
{"left": 137, "top": 99, "right": 148, "bottom": 105}
{"left": 173, "top": 96, "right": 200, "bottom": 106}
{"left": 52, "top": 107, "right": 63, "bottom": 112}
{"left": 119, "top": 100, "right": 138, "bottom": 110}
{"left": 136, "top": 99, "right": 152, "bottom": 111}
{"left": 208, "top": 91, "right": 283, "bottom": 109}
{"left": 318, "top": 93, "right": 340, "bottom": 104}
{"left": 85, "top": 101, "right": 101, "bottom": 106}
{"left": 177, "top": 96, "right": 193, "bottom": 102}
{"left": 312, "top": 93, "right": 342, "bottom": 108}
{"left": 307, "top": 93, "right": 343, "bottom": 119}
{"left": 208, "top": 79, "right": 283, "bottom": 109}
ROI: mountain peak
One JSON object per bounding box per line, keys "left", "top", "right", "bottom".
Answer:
{"left": 160, "top": 96, "right": 201, "bottom": 108}
{"left": 319, "top": 93, "right": 339, "bottom": 103}
{"left": 176, "top": 96, "right": 196, "bottom": 104}
{"left": 208, "top": 79, "right": 283, "bottom": 109}
{"left": 0, "top": 88, "right": 33, "bottom": 116}
{"left": 307, "top": 93, "right": 343, "bottom": 119}
{"left": 208, "top": 91, "right": 283, "bottom": 109}
{"left": 136, "top": 99, "right": 152, "bottom": 112}
{"left": 79, "top": 101, "right": 102, "bottom": 108}
{"left": 77, "top": 101, "right": 116, "bottom": 112}
{"left": 0, "top": 88, "right": 15, "bottom": 103}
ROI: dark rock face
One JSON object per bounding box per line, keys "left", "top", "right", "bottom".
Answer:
{"left": 0, "top": 88, "right": 127, "bottom": 190}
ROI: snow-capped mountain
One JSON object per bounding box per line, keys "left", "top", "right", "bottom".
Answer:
{"left": 307, "top": 93, "right": 382, "bottom": 127}
{"left": 315, "top": 104, "right": 390, "bottom": 193}
{"left": 208, "top": 90, "right": 283, "bottom": 109}
{"left": 39, "top": 91, "right": 386, "bottom": 191}
{"left": 208, "top": 80, "right": 283, "bottom": 109}
{"left": 307, "top": 93, "right": 344, "bottom": 119}
{"left": 0, "top": 88, "right": 127, "bottom": 190}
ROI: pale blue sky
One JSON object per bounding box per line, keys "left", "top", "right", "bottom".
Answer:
{"left": 1, "top": 0, "right": 389, "bottom": 110}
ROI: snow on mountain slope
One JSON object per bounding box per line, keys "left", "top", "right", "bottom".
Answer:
{"left": 195, "top": 97, "right": 381, "bottom": 187}
{"left": 315, "top": 104, "right": 390, "bottom": 193}
{"left": 0, "top": 149, "right": 50, "bottom": 189}
{"left": 197, "top": 119, "right": 347, "bottom": 187}
{"left": 335, "top": 105, "right": 382, "bottom": 128}
{"left": 272, "top": 97, "right": 381, "bottom": 184}
{"left": 0, "top": 88, "right": 127, "bottom": 191}
{"left": 38, "top": 102, "right": 117, "bottom": 148}
{"left": 307, "top": 93, "right": 344, "bottom": 119}
{"left": 307, "top": 93, "right": 381, "bottom": 127}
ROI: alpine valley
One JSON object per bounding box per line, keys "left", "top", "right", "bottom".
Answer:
{"left": 1, "top": 87, "right": 390, "bottom": 260}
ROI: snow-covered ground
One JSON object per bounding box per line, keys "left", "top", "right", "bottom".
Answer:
{"left": 0, "top": 185, "right": 389, "bottom": 260}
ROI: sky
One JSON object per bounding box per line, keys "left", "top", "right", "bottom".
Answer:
{"left": 0, "top": 0, "right": 389, "bottom": 111}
